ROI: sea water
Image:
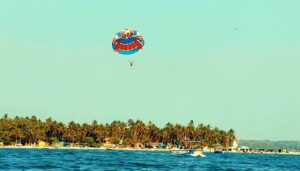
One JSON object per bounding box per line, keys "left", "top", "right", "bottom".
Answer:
{"left": 0, "top": 149, "right": 300, "bottom": 170}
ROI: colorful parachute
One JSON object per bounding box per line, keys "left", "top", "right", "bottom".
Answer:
{"left": 112, "top": 28, "right": 144, "bottom": 55}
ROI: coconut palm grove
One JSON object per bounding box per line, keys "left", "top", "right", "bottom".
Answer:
{"left": 0, "top": 114, "right": 235, "bottom": 148}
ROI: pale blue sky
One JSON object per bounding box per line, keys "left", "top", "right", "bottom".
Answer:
{"left": 0, "top": 0, "right": 300, "bottom": 140}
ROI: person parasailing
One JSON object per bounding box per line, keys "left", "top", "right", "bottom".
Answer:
{"left": 112, "top": 28, "right": 144, "bottom": 67}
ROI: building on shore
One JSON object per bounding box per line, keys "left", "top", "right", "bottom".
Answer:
{"left": 239, "top": 146, "right": 251, "bottom": 152}
{"left": 232, "top": 139, "right": 239, "bottom": 148}
{"left": 223, "top": 138, "right": 239, "bottom": 152}
{"left": 16, "top": 140, "right": 22, "bottom": 146}
{"left": 53, "top": 142, "right": 66, "bottom": 148}
{"left": 134, "top": 143, "right": 144, "bottom": 149}
{"left": 38, "top": 141, "right": 47, "bottom": 147}
{"left": 102, "top": 138, "right": 113, "bottom": 148}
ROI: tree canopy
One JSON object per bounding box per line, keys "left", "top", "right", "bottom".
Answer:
{"left": 0, "top": 114, "right": 236, "bottom": 148}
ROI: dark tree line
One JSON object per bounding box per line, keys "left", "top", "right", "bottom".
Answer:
{"left": 0, "top": 114, "right": 236, "bottom": 147}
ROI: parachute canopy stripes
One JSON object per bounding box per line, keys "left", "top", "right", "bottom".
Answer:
{"left": 112, "top": 28, "right": 144, "bottom": 55}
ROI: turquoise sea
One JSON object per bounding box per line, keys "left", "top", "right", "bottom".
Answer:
{"left": 1, "top": 149, "right": 300, "bottom": 170}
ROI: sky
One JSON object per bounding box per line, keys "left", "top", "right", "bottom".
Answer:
{"left": 0, "top": 0, "right": 300, "bottom": 140}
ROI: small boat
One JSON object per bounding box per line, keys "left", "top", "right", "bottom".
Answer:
{"left": 170, "top": 150, "right": 190, "bottom": 155}
{"left": 170, "top": 149, "right": 206, "bottom": 157}
{"left": 170, "top": 137, "right": 206, "bottom": 157}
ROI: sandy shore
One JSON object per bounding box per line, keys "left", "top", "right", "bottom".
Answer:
{"left": 0, "top": 146, "right": 169, "bottom": 151}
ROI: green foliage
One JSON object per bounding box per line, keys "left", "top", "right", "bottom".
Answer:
{"left": 0, "top": 114, "right": 236, "bottom": 148}
{"left": 0, "top": 132, "right": 11, "bottom": 145}
{"left": 50, "top": 137, "right": 59, "bottom": 144}
{"left": 91, "top": 143, "right": 102, "bottom": 148}
{"left": 111, "top": 137, "right": 121, "bottom": 144}
{"left": 1, "top": 136, "right": 12, "bottom": 145}
{"left": 83, "top": 137, "right": 95, "bottom": 146}
{"left": 191, "top": 144, "right": 201, "bottom": 149}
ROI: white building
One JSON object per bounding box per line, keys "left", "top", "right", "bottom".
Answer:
{"left": 232, "top": 139, "right": 239, "bottom": 148}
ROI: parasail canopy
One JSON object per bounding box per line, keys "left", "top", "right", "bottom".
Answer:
{"left": 112, "top": 28, "right": 144, "bottom": 55}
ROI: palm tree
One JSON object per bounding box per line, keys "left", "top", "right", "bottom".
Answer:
{"left": 161, "top": 122, "right": 177, "bottom": 144}
{"left": 63, "top": 121, "right": 81, "bottom": 143}
{"left": 109, "top": 120, "right": 127, "bottom": 140}
{"left": 0, "top": 114, "right": 237, "bottom": 147}
{"left": 185, "top": 120, "right": 196, "bottom": 140}
{"left": 146, "top": 121, "right": 160, "bottom": 143}
{"left": 55, "top": 122, "right": 65, "bottom": 141}
{"left": 127, "top": 120, "right": 146, "bottom": 144}
{"left": 174, "top": 124, "right": 185, "bottom": 143}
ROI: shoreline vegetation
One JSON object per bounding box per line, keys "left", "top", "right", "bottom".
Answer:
{"left": 0, "top": 114, "right": 236, "bottom": 148}
{"left": 1, "top": 114, "right": 299, "bottom": 155}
